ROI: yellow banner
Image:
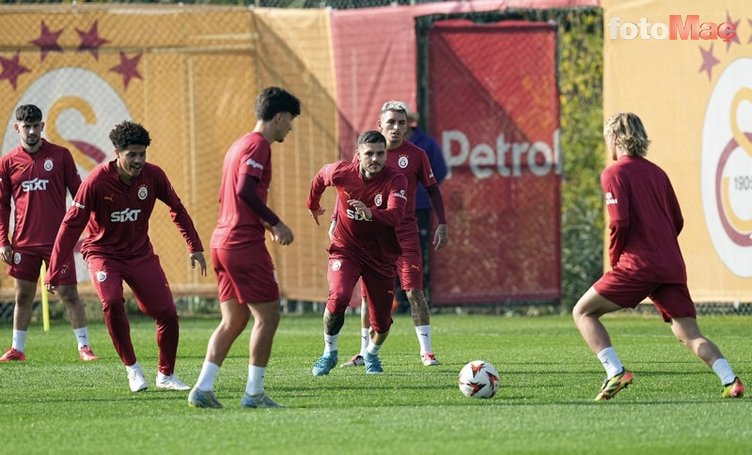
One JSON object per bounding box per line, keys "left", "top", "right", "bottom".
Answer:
{"left": 0, "top": 5, "right": 336, "bottom": 302}
{"left": 603, "top": 0, "right": 752, "bottom": 301}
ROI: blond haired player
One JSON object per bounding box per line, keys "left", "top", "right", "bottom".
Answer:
{"left": 572, "top": 112, "right": 744, "bottom": 400}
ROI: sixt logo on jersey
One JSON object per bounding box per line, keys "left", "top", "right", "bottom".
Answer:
{"left": 21, "top": 178, "right": 49, "bottom": 192}
{"left": 110, "top": 208, "right": 142, "bottom": 222}
{"left": 346, "top": 209, "right": 371, "bottom": 222}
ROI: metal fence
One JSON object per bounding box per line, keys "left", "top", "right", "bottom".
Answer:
{"left": 0, "top": 0, "right": 441, "bottom": 7}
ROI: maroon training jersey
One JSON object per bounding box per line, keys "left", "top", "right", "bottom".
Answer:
{"left": 601, "top": 155, "right": 686, "bottom": 282}
{"left": 308, "top": 161, "right": 408, "bottom": 273}
{"left": 46, "top": 160, "right": 203, "bottom": 284}
{"left": 353, "top": 141, "right": 436, "bottom": 239}
{"left": 211, "top": 132, "right": 275, "bottom": 248}
{"left": 0, "top": 139, "right": 81, "bottom": 248}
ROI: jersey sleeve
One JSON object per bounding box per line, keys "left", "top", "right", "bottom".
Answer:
{"left": 241, "top": 140, "right": 271, "bottom": 180}
{"left": 370, "top": 173, "right": 408, "bottom": 227}
{"left": 0, "top": 159, "right": 12, "bottom": 247}
{"left": 62, "top": 149, "right": 82, "bottom": 197}
{"left": 416, "top": 149, "right": 438, "bottom": 188}
{"left": 154, "top": 167, "right": 204, "bottom": 253}
{"left": 666, "top": 180, "right": 684, "bottom": 235}
{"left": 601, "top": 167, "right": 630, "bottom": 267}
{"left": 237, "top": 173, "right": 280, "bottom": 226}
{"left": 46, "top": 179, "right": 93, "bottom": 285}
{"left": 307, "top": 162, "right": 338, "bottom": 211}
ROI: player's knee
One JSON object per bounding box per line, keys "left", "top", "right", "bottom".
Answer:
{"left": 153, "top": 307, "right": 178, "bottom": 324}
{"left": 326, "top": 294, "right": 351, "bottom": 315}
{"left": 15, "top": 287, "right": 36, "bottom": 304}
{"left": 255, "top": 308, "right": 280, "bottom": 331}
{"left": 370, "top": 316, "right": 393, "bottom": 334}
{"left": 101, "top": 299, "right": 127, "bottom": 318}
{"left": 406, "top": 289, "right": 425, "bottom": 305}
{"left": 220, "top": 312, "right": 250, "bottom": 333}
{"left": 571, "top": 303, "right": 589, "bottom": 323}
{"left": 57, "top": 286, "right": 81, "bottom": 306}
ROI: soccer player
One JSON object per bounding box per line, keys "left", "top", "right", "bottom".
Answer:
{"left": 308, "top": 130, "right": 408, "bottom": 376}
{"left": 188, "top": 87, "right": 300, "bottom": 409}
{"left": 338, "top": 101, "right": 448, "bottom": 368}
{"left": 0, "top": 104, "right": 98, "bottom": 362}
{"left": 45, "top": 120, "right": 206, "bottom": 393}
{"left": 572, "top": 112, "right": 744, "bottom": 401}
{"left": 393, "top": 106, "right": 448, "bottom": 313}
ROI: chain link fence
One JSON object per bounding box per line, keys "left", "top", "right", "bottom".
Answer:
{"left": 0, "top": 2, "right": 746, "bottom": 322}
{"left": 1, "top": 0, "right": 440, "bottom": 7}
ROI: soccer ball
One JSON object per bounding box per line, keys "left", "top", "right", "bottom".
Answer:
{"left": 458, "top": 360, "right": 500, "bottom": 398}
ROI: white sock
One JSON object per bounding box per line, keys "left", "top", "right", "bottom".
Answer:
{"left": 73, "top": 327, "right": 90, "bottom": 349}
{"left": 195, "top": 361, "right": 220, "bottom": 391}
{"left": 415, "top": 324, "right": 432, "bottom": 354}
{"left": 365, "top": 340, "right": 382, "bottom": 356}
{"left": 712, "top": 358, "right": 736, "bottom": 385}
{"left": 359, "top": 328, "right": 369, "bottom": 356}
{"left": 245, "top": 365, "right": 266, "bottom": 396}
{"left": 125, "top": 361, "right": 142, "bottom": 373}
{"left": 596, "top": 347, "right": 624, "bottom": 378}
{"left": 324, "top": 333, "right": 339, "bottom": 354}
{"left": 11, "top": 329, "right": 27, "bottom": 353}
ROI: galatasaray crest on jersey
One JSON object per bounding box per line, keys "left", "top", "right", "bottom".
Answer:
{"left": 398, "top": 155, "right": 408, "bottom": 168}
{"left": 137, "top": 184, "right": 148, "bottom": 200}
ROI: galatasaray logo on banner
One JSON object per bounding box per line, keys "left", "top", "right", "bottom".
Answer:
{"left": 1, "top": 18, "right": 140, "bottom": 283}
{"left": 701, "top": 44, "right": 752, "bottom": 276}
{"left": 2, "top": 20, "right": 138, "bottom": 169}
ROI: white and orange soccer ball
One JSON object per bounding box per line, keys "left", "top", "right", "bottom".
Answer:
{"left": 458, "top": 360, "right": 500, "bottom": 398}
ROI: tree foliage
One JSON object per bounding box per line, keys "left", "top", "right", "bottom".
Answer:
{"left": 557, "top": 9, "right": 604, "bottom": 309}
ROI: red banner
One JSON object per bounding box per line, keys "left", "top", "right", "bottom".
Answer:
{"left": 428, "top": 20, "right": 561, "bottom": 304}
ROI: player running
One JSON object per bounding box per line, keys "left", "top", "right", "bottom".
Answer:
{"left": 338, "top": 101, "right": 447, "bottom": 368}
{"left": 308, "top": 130, "right": 407, "bottom": 375}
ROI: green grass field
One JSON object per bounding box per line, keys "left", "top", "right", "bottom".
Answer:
{"left": 0, "top": 313, "right": 750, "bottom": 454}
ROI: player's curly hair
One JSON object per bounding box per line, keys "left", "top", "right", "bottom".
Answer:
{"left": 109, "top": 120, "right": 151, "bottom": 150}
{"left": 357, "top": 130, "right": 386, "bottom": 147}
{"left": 604, "top": 112, "right": 650, "bottom": 157}
{"left": 255, "top": 87, "right": 301, "bottom": 121}
{"left": 15, "top": 105, "right": 42, "bottom": 123}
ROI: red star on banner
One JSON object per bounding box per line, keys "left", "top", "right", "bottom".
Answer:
{"left": 110, "top": 51, "right": 143, "bottom": 89}
{"left": 30, "top": 21, "right": 64, "bottom": 61}
{"left": 76, "top": 21, "right": 109, "bottom": 60}
{"left": 724, "top": 11, "right": 741, "bottom": 51}
{"left": 0, "top": 51, "right": 31, "bottom": 89}
{"left": 698, "top": 43, "right": 720, "bottom": 81}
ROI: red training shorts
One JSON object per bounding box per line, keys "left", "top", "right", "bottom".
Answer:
{"left": 8, "top": 245, "right": 77, "bottom": 285}
{"left": 212, "top": 245, "right": 279, "bottom": 304}
{"left": 594, "top": 267, "right": 696, "bottom": 322}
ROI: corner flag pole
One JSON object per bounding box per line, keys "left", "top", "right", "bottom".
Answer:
{"left": 40, "top": 262, "right": 50, "bottom": 333}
